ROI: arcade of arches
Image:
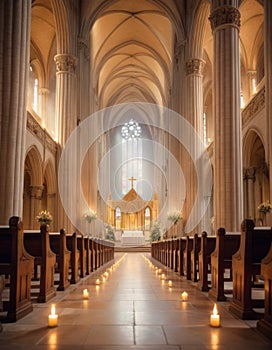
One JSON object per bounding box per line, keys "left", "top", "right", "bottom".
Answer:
{"left": 0, "top": 0, "right": 272, "bottom": 238}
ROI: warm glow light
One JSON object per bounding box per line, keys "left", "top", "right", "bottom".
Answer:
{"left": 96, "top": 279, "right": 100, "bottom": 285}
{"left": 168, "top": 280, "right": 173, "bottom": 287}
{"left": 83, "top": 288, "right": 89, "bottom": 299}
{"left": 48, "top": 304, "right": 58, "bottom": 327}
{"left": 210, "top": 303, "right": 221, "bottom": 327}
{"left": 181, "top": 291, "right": 188, "bottom": 301}
{"left": 161, "top": 273, "right": 166, "bottom": 280}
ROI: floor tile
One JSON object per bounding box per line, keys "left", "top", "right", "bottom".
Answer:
{"left": 0, "top": 252, "right": 272, "bottom": 349}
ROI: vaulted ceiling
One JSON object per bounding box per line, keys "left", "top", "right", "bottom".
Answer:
{"left": 30, "top": 0, "right": 264, "bottom": 110}
{"left": 90, "top": 0, "right": 175, "bottom": 108}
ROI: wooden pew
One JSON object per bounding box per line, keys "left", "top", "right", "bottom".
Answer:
{"left": 103, "top": 240, "right": 114, "bottom": 264}
{"left": 190, "top": 234, "right": 201, "bottom": 282}
{"left": 24, "top": 225, "right": 56, "bottom": 302}
{"left": 84, "top": 236, "right": 91, "bottom": 275}
{"left": 197, "top": 232, "right": 216, "bottom": 292}
{"left": 92, "top": 239, "right": 99, "bottom": 270}
{"left": 178, "top": 237, "right": 187, "bottom": 276}
{"left": 97, "top": 239, "right": 102, "bottom": 268}
{"left": 229, "top": 219, "right": 272, "bottom": 319}
{"left": 0, "top": 217, "right": 34, "bottom": 322}
{"left": 66, "top": 232, "right": 80, "bottom": 284}
{"left": 77, "top": 234, "right": 87, "bottom": 278}
{"left": 257, "top": 243, "right": 272, "bottom": 339}
{"left": 184, "top": 236, "right": 194, "bottom": 280}
{"left": 166, "top": 240, "right": 173, "bottom": 268}
{"left": 172, "top": 238, "right": 179, "bottom": 272}
{"left": 49, "top": 229, "right": 70, "bottom": 291}
{"left": 208, "top": 228, "right": 240, "bottom": 301}
{"left": 88, "top": 238, "right": 94, "bottom": 272}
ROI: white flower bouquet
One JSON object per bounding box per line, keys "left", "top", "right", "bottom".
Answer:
{"left": 167, "top": 210, "right": 182, "bottom": 224}
{"left": 257, "top": 200, "right": 272, "bottom": 214}
{"left": 36, "top": 210, "right": 53, "bottom": 224}
{"left": 83, "top": 209, "right": 97, "bottom": 223}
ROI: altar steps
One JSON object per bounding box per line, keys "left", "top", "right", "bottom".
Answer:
{"left": 114, "top": 244, "right": 151, "bottom": 253}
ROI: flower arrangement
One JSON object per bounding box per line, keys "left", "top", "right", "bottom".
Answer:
{"left": 104, "top": 223, "right": 115, "bottom": 241}
{"left": 36, "top": 210, "right": 53, "bottom": 224}
{"left": 257, "top": 200, "right": 272, "bottom": 214}
{"left": 167, "top": 210, "right": 182, "bottom": 224}
{"left": 83, "top": 209, "right": 97, "bottom": 223}
{"left": 150, "top": 221, "right": 162, "bottom": 242}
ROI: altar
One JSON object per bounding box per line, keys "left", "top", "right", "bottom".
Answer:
{"left": 106, "top": 177, "right": 159, "bottom": 244}
{"left": 121, "top": 230, "right": 145, "bottom": 246}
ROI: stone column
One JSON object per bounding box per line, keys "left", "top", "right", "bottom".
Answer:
{"left": 244, "top": 167, "right": 256, "bottom": 219}
{"left": 30, "top": 186, "right": 44, "bottom": 229}
{"left": 209, "top": 1, "right": 243, "bottom": 231}
{"left": 0, "top": 0, "right": 31, "bottom": 224}
{"left": 54, "top": 54, "right": 77, "bottom": 231}
{"left": 264, "top": 0, "right": 272, "bottom": 207}
{"left": 54, "top": 54, "right": 77, "bottom": 146}
{"left": 47, "top": 192, "right": 56, "bottom": 230}
{"left": 183, "top": 58, "right": 205, "bottom": 234}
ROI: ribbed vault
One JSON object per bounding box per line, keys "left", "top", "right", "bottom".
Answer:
{"left": 90, "top": 0, "right": 175, "bottom": 108}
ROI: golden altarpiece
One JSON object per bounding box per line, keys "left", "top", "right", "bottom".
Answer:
{"left": 106, "top": 178, "right": 159, "bottom": 231}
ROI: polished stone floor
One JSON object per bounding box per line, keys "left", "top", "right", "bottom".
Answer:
{"left": 0, "top": 252, "right": 272, "bottom": 350}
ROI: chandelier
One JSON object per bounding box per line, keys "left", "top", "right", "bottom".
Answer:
{"left": 121, "top": 119, "right": 141, "bottom": 140}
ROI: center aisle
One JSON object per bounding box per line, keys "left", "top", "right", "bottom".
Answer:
{"left": 1, "top": 252, "right": 272, "bottom": 349}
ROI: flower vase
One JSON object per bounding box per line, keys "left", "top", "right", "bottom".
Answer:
{"left": 258, "top": 212, "right": 266, "bottom": 226}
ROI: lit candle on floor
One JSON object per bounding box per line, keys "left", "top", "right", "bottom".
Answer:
{"left": 161, "top": 273, "right": 166, "bottom": 280}
{"left": 168, "top": 280, "right": 173, "bottom": 287}
{"left": 95, "top": 278, "right": 100, "bottom": 285}
{"left": 181, "top": 291, "right": 188, "bottom": 301}
{"left": 83, "top": 288, "right": 89, "bottom": 299}
{"left": 48, "top": 304, "right": 58, "bottom": 327}
{"left": 210, "top": 303, "right": 220, "bottom": 327}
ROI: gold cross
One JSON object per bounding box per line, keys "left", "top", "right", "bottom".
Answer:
{"left": 128, "top": 176, "right": 137, "bottom": 189}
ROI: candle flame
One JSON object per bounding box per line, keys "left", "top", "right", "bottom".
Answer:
{"left": 212, "top": 303, "right": 218, "bottom": 315}
{"left": 51, "top": 304, "right": 56, "bottom": 316}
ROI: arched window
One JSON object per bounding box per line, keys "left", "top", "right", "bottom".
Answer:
{"left": 115, "top": 207, "right": 121, "bottom": 229}
{"left": 121, "top": 119, "right": 142, "bottom": 195}
{"left": 28, "top": 65, "right": 38, "bottom": 114}
{"left": 144, "top": 207, "right": 151, "bottom": 230}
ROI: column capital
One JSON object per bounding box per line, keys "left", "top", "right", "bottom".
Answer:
{"left": 247, "top": 70, "right": 257, "bottom": 77}
{"left": 209, "top": 5, "right": 240, "bottom": 32}
{"left": 244, "top": 167, "right": 256, "bottom": 180}
{"left": 30, "top": 185, "right": 44, "bottom": 199}
{"left": 185, "top": 58, "right": 205, "bottom": 76}
{"left": 54, "top": 54, "right": 77, "bottom": 74}
{"left": 38, "top": 87, "right": 50, "bottom": 96}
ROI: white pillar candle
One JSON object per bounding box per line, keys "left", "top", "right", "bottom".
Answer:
{"left": 168, "top": 280, "right": 173, "bottom": 287}
{"left": 181, "top": 291, "right": 188, "bottom": 301}
{"left": 96, "top": 278, "right": 100, "bottom": 285}
{"left": 161, "top": 273, "right": 166, "bottom": 280}
{"left": 83, "top": 288, "right": 89, "bottom": 299}
{"left": 210, "top": 303, "right": 221, "bottom": 327}
{"left": 48, "top": 304, "right": 58, "bottom": 327}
